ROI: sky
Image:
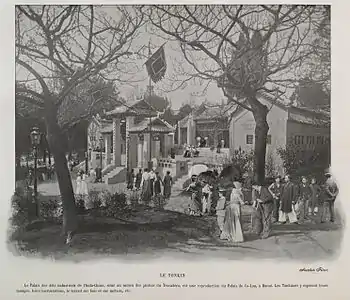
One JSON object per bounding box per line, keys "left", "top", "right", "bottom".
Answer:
{"left": 15, "top": 5, "right": 325, "bottom": 111}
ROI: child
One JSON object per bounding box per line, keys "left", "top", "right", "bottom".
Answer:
{"left": 309, "top": 178, "right": 321, "bottom": 215}
{"left": 202, "top": 182, "right": 211, "bottom": 215}
{"left": 216, "top": 188, "right": 227, "bottom": 236}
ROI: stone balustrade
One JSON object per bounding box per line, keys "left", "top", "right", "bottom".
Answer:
{"left": 156, "top": 158, "right": 188, "bottom": 180}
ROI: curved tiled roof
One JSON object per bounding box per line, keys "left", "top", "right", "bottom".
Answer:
{"left": 129, "top": 117, "right": 175, "bottom": 133}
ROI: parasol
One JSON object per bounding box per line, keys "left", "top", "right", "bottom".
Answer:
{"left": 188, "top": 164, "right": 208, "bottom": 178}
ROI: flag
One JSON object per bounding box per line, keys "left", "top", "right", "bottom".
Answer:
{"left": 145, "top": 45, "right": 167, "bottom": 83}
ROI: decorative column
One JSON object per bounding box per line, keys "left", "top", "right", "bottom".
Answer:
{"left": 187, "top": 114, "right": 196, "bottom": 145}
{"left": 125, "top": 116, "right": 134, "bottom": 170}
{"left": 143, "top": 133, "right": 150, "bottom": 168}
{"left": 112, "top": 117, "right": 121, "bottom": 166}
{"left": 137, "top": 135, "right": 144, "bottom": 168}
{"left": 177, "top": 122, "right": 181, "bottom": 145}
{"left": 104, "top": 134, "right": 111, "bottom": 165}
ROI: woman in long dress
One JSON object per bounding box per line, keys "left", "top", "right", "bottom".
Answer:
{"left": 186, "top": 176, "right": 202, "bottom": 216}
{"left": 220, "top": 181, "right": 245, "bottom": 243}
{"left": 163, "top": 171, "right": 173, "bottom": 200}
{"left": 76, "top": 170, "right": 92, "bottom": 210}
{"left": 140, "top": 168, "right": 152, "bottom": 205}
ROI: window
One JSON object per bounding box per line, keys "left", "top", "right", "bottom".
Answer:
{"left": 317, "top": 136, "right": 321, "bottom": 144}
{"left": 300, "top": 136, "right": 304, "bottom": 145}
{"left": 311, "top": 136, "right": 315, "bottom": 144}
{"left": 246, "top": 134, "right": 253, "bottom": 144}
{"left": 267, "top": 135, "right": 271, "bottom": 144}
{"left": 325, "top": 137, "right": 330, "bottom": 144}
{"left": 294, "top": 135, "right": 298, "bottom": 145}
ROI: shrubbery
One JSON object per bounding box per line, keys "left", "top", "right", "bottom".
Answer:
{"left": 10, "top": 186, "right": 134, "bottom": 230}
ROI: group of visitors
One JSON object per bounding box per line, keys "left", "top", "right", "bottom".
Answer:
{"left": 126, "top": 168, "right": 173, "bottom": 209}
{"left": 183, "top": 145, "right": 199, "bottom": 158}
{"left": 187, "top": 171, "right": 339, "bottom": 244}
{"left": 267, "top": 173, "right": 338, "bottom": 225}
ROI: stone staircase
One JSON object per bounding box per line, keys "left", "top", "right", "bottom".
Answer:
{"left": 103, "top": 166, "right": 127, "bottom": 185}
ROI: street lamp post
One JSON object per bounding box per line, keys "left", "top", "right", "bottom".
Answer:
{"left": 99, "top": 136, "right": 104, "bottom": 182}
{"left": 30, "top": 127, "right": 41, "bottom": 217}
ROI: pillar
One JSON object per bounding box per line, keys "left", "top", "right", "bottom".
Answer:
{"left": 187, "top": 114, "right": 196, "bottom": 146}
{"left": 137, "top": 137, "right": 143, "bottom": 168}
{"left": 125, "top": 116, "right": 135, "bottom": 170}
{"left": 104, "top": 134, "right": 112, "bottom": 165}
{"left": 143, "top": 133, "right": 150, "bottom": 168}
{"left": 112, "top": 117, "right": 121, "bottom": 166}
{"left": 129, "top": 134, "right": 138, "bottom": 169}
{"left": 177, "top": 122, "right": 181, "bottom": 145}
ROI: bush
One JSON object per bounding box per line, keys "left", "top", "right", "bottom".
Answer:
{"left": 100, "top": 192, "right": 131, "bottom": 218}
{"left": 10, "top": 186, "right": 35, "bottom": 228}
{"left": 40, "top": 198, "right": 62, "bottom": 219}
{"left": 230, "top": 148, "right": 254, "bottom": 175}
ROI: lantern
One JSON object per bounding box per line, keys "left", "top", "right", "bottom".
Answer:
{"left": 30, "top": 127, "right": 41, "bottom": 147}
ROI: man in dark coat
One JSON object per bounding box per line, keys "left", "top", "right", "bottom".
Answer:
{"left": 279, "top": 175, "right": 299, "bottom": 224}
{"left": 320, "top": 172, "right": 339, "bottom": 223}
{"left": 252, "top": 181, "right": 274, "bottom": 239}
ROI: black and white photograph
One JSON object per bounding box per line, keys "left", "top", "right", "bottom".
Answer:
{"left": 9, "top": 4, "right": 342, "bottom": 263}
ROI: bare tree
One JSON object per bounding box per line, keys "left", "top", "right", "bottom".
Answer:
{"left": 15, "top": 5, "right": 144, "bottom": 237}
{"left": 145, "top": 5, "right": 326, "bottom": 182}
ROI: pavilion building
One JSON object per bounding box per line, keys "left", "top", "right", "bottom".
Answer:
{"left": 87, "top": 96, "right": 176, "bottom": 184}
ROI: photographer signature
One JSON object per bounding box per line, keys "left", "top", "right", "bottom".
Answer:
{"left": 299, "top": 267, "right": 328, "bottom": 273}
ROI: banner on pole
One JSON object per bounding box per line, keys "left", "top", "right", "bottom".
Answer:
{"left": 145, "top": 45, "right": 167, "bottom": 83}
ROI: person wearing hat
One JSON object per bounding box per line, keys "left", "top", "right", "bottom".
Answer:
{"left": 216, "top": 187, "right": 227, "bottom": 236}
{"left": 220, "top": 181, "right": 245, "bottom": 242}
{"left": 268, "top": 175, "right": 283, "bottom": 223}
{"left": 279, "top": 174, "right": 299, "bottom": 224}
{"left": 320, "top": 172, "right": 339, "bottom": 223}
{"left": 251, "top": 180, "right": 274, "bottom": 239}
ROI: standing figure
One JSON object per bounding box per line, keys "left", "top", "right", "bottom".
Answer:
{"left": 216, "top": 141, "right": 221, "bottom": 153}
{"left": 76, "top": 170, "right": 91, "bottom": 210}
{"left": 252, "top": 181, "right": 274, "bottom": 239}
{"left": 149, "top": 169, "right": 156, "bottom": 198}
{"left": 221, "top": 181, "right": 245, "bottom": 243}
{"left": 242, "top": 171, "right": 253, "bottom": 205}
{"left": 135, "top": 169, "right": 142, "bottom": 190}
{"left": 202, "top": 182, "right": 211, "bottom": 215}
{"left": 140, "top": 168, "right": 152, "bottom": 205}
{"left": 127, "top": 169, "right": 135, "bottom": 190}
{"left": 186, "top": 176, "right": 202, "bottom": 216}
{"left": 82, "top": 171, "right": 93, "bottom": 210}
{"left": 89, "top": 168, "right": 96, "bottom": 183}
{"left": 310, "top": 178, "right": 321, "bottom": 215}
{"left": 154, "top": 172, "right": 164, "bottom": 210}
{"left": 320, "top": 172, "right": 339, "bottom": 223}
{"left": 268, "top": 175, "right": 283, "bottom": 223}
{"left": 216, "top": 187, "right": 227, "bottom": 236}
{"left": 298, "top": 176, "right": 312, "bottom": 223}
{"left": 279, "top": 175, "right": 298, "bottom": 224}
{"left": 163, "top": 171, "right": 173, "bottom": 200}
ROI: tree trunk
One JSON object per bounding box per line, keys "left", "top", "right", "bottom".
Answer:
{"left": 249, "top": 95, "right": 269, "bottom": 184}
{"left": 44, "top": 101, "right": 77, "bottom": 234}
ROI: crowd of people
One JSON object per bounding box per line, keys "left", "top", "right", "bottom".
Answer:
{"left": 183, "top": 144, "right": 199, "bottom": 158}
{"left": 186, "top": 171, "right": 339, "bottom": 243}
{"left": 126, "top": 168, "right": 173, "bottom": 210}
{"left": 73, "top": 167, "right": 174, "bottom": 211}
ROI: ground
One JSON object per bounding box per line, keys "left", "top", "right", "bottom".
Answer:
{"left": 8, "top": 177, "right": 344, "bottom": 262}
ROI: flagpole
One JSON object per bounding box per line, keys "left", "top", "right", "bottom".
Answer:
{"left": 148, "top": 39, "right": 152, "bottom": 170}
